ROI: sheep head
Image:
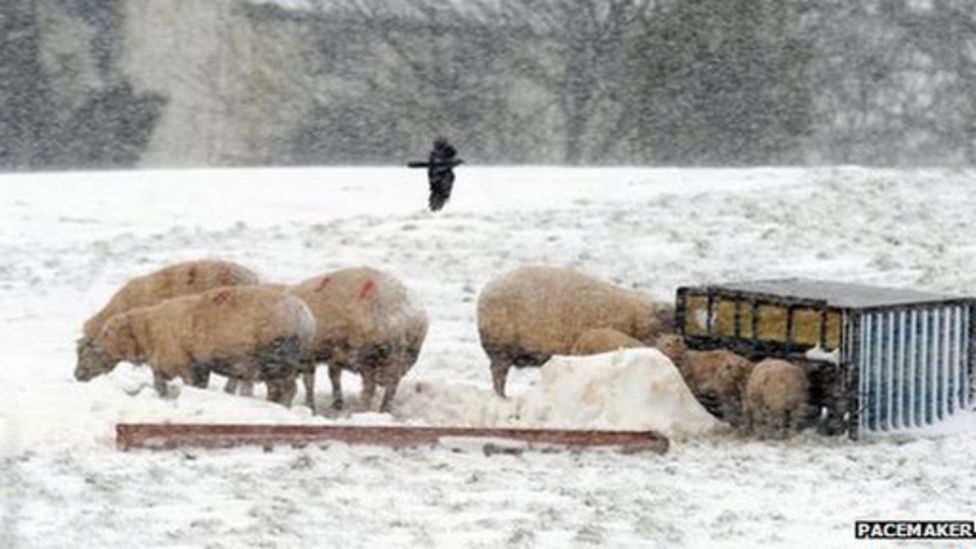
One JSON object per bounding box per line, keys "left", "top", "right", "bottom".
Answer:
{"left": 654, "top": 333, "right": 687, "bottom": 362}
{"left": 75, "top": 314, "right": 139, "bottom": 380}
{"left": 74, "top": 336, "right": 116, "bottom": 381}
{"left": 632, "top": 300, "right": 676, "bottom": 344}
{"left": 652, "top": 302, "right": 677, "bottom": 334}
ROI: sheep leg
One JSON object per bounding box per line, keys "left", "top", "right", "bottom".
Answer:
{"left": 785, "top": 408, "right": 801, "bottom": 436}
{"left": 266, "top": 380, "right": 280, "bottom": 403}
{"left": 745, "top": 398, "right": 764, "bottom": 435}
{"left": 302, "top": 364, "right": 316, "bottom": 413}
{"left": 153, "top": 370, "right": 170, "bottom": 397}
{"left": 758, "top": 404, "right": 774, "bottom": 439}
{"left": 379, "top": 376, "right": 401, "bottom": 414}
{"left": 225, "top": 378, "right": 255, "bottom": 397}
{"left": 328, "top": 364, "right": 344, "bottom": 410}
{"left": 360, "top": 371, "right": 377, "bottom": 411}
{"left": 266, "top": 377, "right": 297, "bottom": 407}
{"left": 239, "top": 380, "right": 254, "bottom": 397}
{"left": 723, "top": 399, "right": 743, "bottom": 428}
{"left": 490, "top": 359, "right": 511, "bottom": 398}
{"left": 177, "top": 371, "right": 197, "bottom": 390}
{"left": 189, "top": 364, "right": 210, "bottom": 388}
{"left": 228, "top": 357, "right": 258, "bottom": 397}
{"left": 280, "top": 377, "right": 297, "bottom": 407}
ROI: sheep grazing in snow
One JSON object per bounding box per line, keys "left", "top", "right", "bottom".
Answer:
{"left": 570, "top": 328, "right": 644, "bottom": 355}
{"left": 477, "top": 266, "right": 674, "bottom": 397}
{"left": 654, "top": 334, "right": 754, "bottom": 426}
{"left": 74, "top": 286, "right": 315, "bottom": 406}
{"left": 76, "top": 259, "right": 259, "bottom": 382}
{"left": 287, "top": 267, "right": 428, "bottom": 413}
{"left": 222, "top": 282, "right": 289, "bottom": 398}
{"left": 744, "top": 358, "right": 810, "bottom": 438}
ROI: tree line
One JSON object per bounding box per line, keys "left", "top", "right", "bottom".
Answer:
{"left": 2, "top": 0, "right": 974, "bottom": 169}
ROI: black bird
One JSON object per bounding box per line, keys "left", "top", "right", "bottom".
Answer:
{"left": 407, "top": 137, "right": 463, "bottom": 212}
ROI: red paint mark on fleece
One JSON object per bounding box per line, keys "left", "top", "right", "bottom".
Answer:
{"left": 186, "top": 266, "right": 197, "bottom": 286}
{"left": 217, "top": 267, "right": 232, "bottom": 286}
{"left": 314, "top": 276, "right": 331, "bottom": 293}
{"left": 212, "top": 289, "right": 232, "bottom": 305}
{"left": 358, "top": 279, "right": 376, "bottom": 300}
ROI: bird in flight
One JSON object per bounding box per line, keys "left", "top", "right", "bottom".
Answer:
{"left": 408, "top": 137, "right": 463, "bottom": 212}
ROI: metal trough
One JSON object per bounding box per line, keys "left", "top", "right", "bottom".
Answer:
{"left": 117, "top": 423, "right": 670, "bottom": 454}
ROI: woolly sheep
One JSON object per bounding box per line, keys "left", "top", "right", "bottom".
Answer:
{"left": 570, "top": 328, "right": 644, "bottom": 355}
{"left": 477, "top": 266, "right": 674, "bottom": 397}
{"left": 289, "top": 267, "right": 428, "bottom": 413}
{"left": 744, "top": 358, "right": 810, "bottom": 438}
{"left": 74, "top": 286, "right": 315, "bottom": 406}
{"left": 222, "top": 283, "right": 289, "bottom": 397}
{"left": 655, "top": 334, "right": 754, "bottom": 426}
{"left": 77, "top": 259, "right": 259, "bottom": 382}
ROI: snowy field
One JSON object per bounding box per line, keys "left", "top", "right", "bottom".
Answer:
{"left": 1, "top": 166, "right": 975, "bottom": 548}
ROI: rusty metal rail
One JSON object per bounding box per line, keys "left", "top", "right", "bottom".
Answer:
{"left": 116, "top": 423, "right": 669, "bottom": 454}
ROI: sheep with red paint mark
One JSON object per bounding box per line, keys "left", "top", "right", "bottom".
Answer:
{"left": 289, "top": 267, "right": 428, "bottom": 413}
{"left": 75, "top": 286, "right": 315, "bottom": 406}
{"left": 477, "top": 266, "right": 674, "bottom": 397}
{"left": 76, "top": 260, "right": 259, "bottom": 382}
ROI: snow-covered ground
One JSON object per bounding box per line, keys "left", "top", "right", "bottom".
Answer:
{"left": 1, "top": 166, "right": 975, "bottom": 548}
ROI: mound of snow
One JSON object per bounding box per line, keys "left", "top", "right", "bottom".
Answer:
{"left": 519, "top": 348, "right": 720, "bottom": 437}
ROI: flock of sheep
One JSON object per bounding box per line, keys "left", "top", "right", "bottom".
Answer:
{"left": 75, "top": 261, "right": 427, "bottom": 413}
{"left": 74, "top": 260, "right": 812, "bottom": 437}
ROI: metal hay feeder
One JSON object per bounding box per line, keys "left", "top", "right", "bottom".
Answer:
{"left": 675, "top": 278, "right": 975, "bottom": 437}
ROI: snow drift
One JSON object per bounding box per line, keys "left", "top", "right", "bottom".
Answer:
{"left": 519, "top": 349, "right": 720, "bottom": 436}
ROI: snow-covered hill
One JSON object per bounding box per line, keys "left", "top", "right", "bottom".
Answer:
{"left": 1, "top": 166, "right": 974, "bottom": 548}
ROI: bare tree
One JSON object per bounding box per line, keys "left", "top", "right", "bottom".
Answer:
{"left": 884, "top": 0, "right": 976, "bottom": 163}
{"left": 493, "top": 0, "right": 650, "bottom": 163}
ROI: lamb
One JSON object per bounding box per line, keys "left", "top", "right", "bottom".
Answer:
{"left": 477, "top": 266, "right": 674, "bottom": 397}
{"left": 74, "top": 286, "right": 315, "bottom": 406}
{"left": 289, "top": 267, "right": 428, "bottom": 413}
{"left": 570, "top": 328, "right": 644, "bottom": 355}
{"left": 744, "top": 358, "right": 810, "bottom": 438}
{"left": 655, "top": 334, "right": 754, "bottom": 426}
{"left": 77, "top": 259, "right": 259, "bottom": 381}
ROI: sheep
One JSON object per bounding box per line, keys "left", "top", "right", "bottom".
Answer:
{"left": 477, "top": 266, "right": 674, "bottom": 397}
{"left": 77, "top": 259, "right": 259, "bottom": 383}
{"left": 74, "top": 286, "right": 315, "bottom": 406}
{"left": 222, "top": 273, "right": 428, "bottom": 413}
{"left": 221, "top": 283, "right": 289, "bottom": 398}
{"left": 570, "top": 328, "right": 644, "bottom": 355}
{"left": 744, "top": 358, "right": 810, "bottom": 438}
{"left": 654, "top": 334, "right": 754, "bottom": 426}
{"left": 288, "top": 267, "right": 428, "bottom": 413}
